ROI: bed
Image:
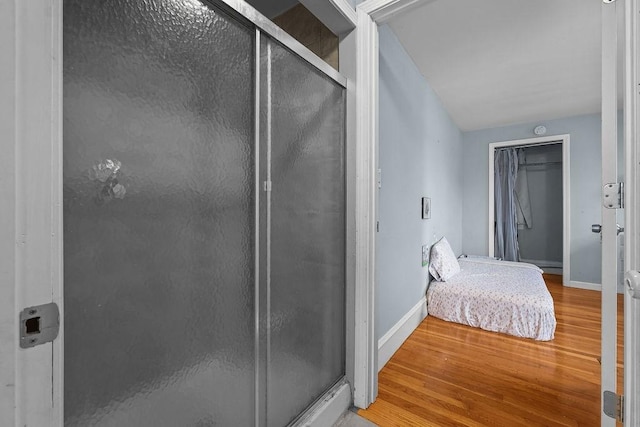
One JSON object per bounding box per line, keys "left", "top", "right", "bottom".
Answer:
{"left": 426, "top": 239, "right": 556, "bottom": 341}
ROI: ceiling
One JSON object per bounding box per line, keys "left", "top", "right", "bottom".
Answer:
{"left": 388, "top": 0, "right": 605, "bottom": 131}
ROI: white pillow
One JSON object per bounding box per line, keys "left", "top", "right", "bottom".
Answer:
{"left": 428, "top": 237, "right": 460, "bottom": 281}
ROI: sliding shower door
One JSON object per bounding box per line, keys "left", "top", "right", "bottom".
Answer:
{"left": 63, "top": 0, "right": 256, "bottom": 425}
{"left": 260, "top": 38, "right": 346, "bottom": 426}
{"left": 63, "top": 0, "right": 345, "bottom": 425}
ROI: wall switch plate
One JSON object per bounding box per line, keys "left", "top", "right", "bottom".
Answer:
{"left": 422, "top": 245, "right": 429, "bottom": 267}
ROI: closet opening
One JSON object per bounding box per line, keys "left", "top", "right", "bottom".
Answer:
{"left": 488, "top": 135, "right": 570, "bottom": 283}
{"left": 516, "top": 144, "right": 563, "bottom": 274}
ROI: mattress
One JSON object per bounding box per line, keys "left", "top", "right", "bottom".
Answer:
{"left": 426, "top": 258, "right": 556, "bottom": 341}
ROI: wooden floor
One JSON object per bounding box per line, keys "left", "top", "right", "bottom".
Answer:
{"left": 358, "top": 275, "right": 624, "bottom": 427}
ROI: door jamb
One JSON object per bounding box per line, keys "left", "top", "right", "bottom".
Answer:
{"left": 601, "top": 2, "right": 619, "bottom": 424}
{"left": 352, "top": 0, "right": 440, "bottom": 408}
{"left": 624, "top": 0, "right": 640, "bottom": 424}
{"left": 2, "top": 1, "right": 64, "bottom": 425}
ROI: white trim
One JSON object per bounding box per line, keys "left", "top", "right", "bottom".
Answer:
{"left": 377, "top": 297, "right": 427, "bottom": 372}
{"left": 519, "top": 259, "right": 563, "bottom": 269}
{"left": 601, "top": 3, "right": 619, "bottom": 425}
{"left": 352, "top": 0, "right": 434, "bottom": 408}
{"left": 488, "top": 146, "right": 495, "bottom": 257}
{"left": 299, "top": 0, "right": 356, "bottom": 35}
{"left": 331, "top": 0, "right": 358, "bottom": 24}
{"left": 10, "top": 1, "right": 64, "bottom": 425}
{"left": 624, "top": 0, "right": 640, "bottom": 424}
{"left": 359, "top": 0, "right": 435, "bottom": 24}
{"left": 292, "top": 379, "right": 352, "bottom": 427}
{"left": 488, "top": 134, "right": 571, "bottom": 287}
{"left": 0, "top": 0, "right": 17, "bottom": 424}
{"left": 353, "top": 6, "right": 379, "bottom": 409}
{"left": 565, "top": 281, "right": 602, "bottom": 292}
{"left": 339, "top": 23, "right": 358, "bottom": 410}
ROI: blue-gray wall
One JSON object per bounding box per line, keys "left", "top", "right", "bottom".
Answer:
{"left": 377, "top": 25, "right": 463, "bottom": 340}
{"left": 517, "top": 144, "right": 564, "bottom": 266}
{"left": 462, "top": 114, "right": 603, "bottom": 284}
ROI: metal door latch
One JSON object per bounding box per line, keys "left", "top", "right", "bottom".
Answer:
{"left": 603, "top": 182, "right": 624, "bottom": 209}
{"left": 591, "top": 224, "right": 623, "bottom": 234}
{"left": 19, "top": 302, "right": 59, "bottom": 349}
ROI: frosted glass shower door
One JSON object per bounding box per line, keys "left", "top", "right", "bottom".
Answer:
{"left": 261, "top": 39, "right": 346, "bottom": 426}
{"left": 63, "top": 0, "right": 256, "bottom": 425}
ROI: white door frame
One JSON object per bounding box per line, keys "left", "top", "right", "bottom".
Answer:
{"left": 1, "top": 1, "right": 64, "bottom": 426}
{"left": 602, "top": 1, "right": 620, "bottom": 425}
{"left": 487, "top": 135, "right": 571, "bottom": 285}
{"left": 353, "top": 0, "right": 437, "bottom": 408}
{"left": 624, "top": 0, "right": 640, "bottom": 424}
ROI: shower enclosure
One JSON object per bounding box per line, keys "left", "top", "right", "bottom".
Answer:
{"left": 63, "top": 0, "right": 346, "bottom": 425}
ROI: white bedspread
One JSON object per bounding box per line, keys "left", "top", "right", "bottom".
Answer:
{"left": 426, "top": 258, "right": 556, "bottom": 341}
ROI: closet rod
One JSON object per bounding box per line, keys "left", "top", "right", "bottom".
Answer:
{"left": 520, "top": 161, "right": 563, "bottom": 166}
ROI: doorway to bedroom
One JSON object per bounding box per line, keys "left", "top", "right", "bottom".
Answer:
{"left": 489, "top": 135, "right": 569, "bottom": 281}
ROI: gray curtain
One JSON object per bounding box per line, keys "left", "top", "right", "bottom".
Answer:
{"left": 495, "top": 148, "right": 520, "bottom": 261}
{"left": 515, "top": 148, "right": 533, "bottom": 230}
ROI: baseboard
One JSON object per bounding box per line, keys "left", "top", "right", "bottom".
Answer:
{"left": 293, "top": 378, "right": 351, "bottom": 427}
{"left": 377, "top": 296, "right": 428, "bottom": 372}
{"left": 520, "top": 258, "right": 563, "bottom": 268}
{"left": 565, "top": 280, "right": 602, "bottom": 291}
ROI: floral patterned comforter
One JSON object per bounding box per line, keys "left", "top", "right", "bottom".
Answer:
{"left": 426, "top": 258, "right": 556, "bottom": 341}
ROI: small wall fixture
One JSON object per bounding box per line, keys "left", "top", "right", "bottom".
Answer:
{"left": 533, "top": 125, "right": 547, "bottom": 136}
{"left": 422, "top": 197, "right": 431, "bottom": 219}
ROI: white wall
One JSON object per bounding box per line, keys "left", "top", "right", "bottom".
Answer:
{"left": 0, "top": 1, "right": 16, "bottom": 422}
{"left": 377, "top": 25, "right": 463, "bottom": 340}
{"left": 462, "top": 114, "right": 602, "bottom": 284}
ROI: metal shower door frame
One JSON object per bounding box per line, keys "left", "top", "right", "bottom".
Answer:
{"left": 3, "top": 0, "right": 347, "bottom": 425}
{"left": 215, "top": 0, "right": 346, "bottom": 88}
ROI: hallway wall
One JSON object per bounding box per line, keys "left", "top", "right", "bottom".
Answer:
{"left": 377, "top": 25, "right": 463, "bottom": 340}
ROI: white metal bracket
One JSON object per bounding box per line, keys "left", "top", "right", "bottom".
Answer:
{"left": 19, "top": 302, "right": 60, "bottom": 349}
{"left": 603, "top": 182, "right": 624, "bottom": 209}
{"left": 603, "top": 390, "right": 624, "bottom": 422}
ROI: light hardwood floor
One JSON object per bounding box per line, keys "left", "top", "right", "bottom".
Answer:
{"left": 358, "top": 275, "right": 624, "bottom": 427}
